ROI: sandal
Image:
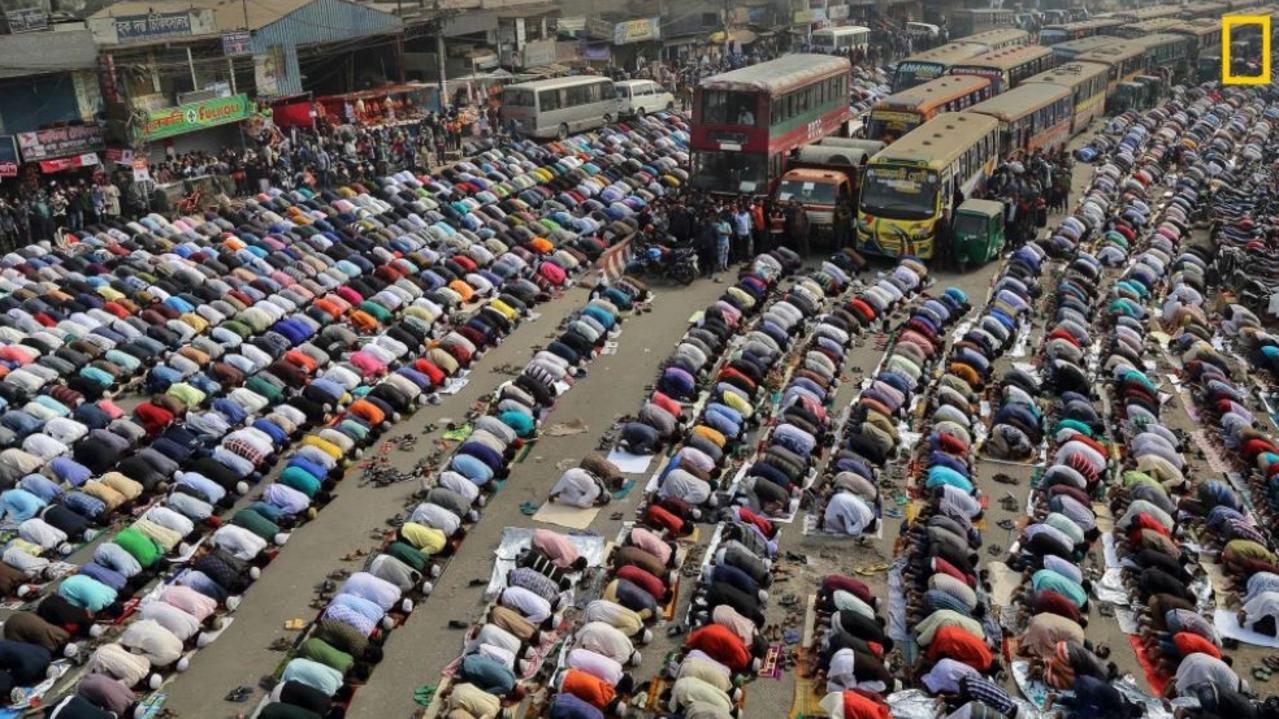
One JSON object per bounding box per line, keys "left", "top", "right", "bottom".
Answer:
{"left": 1254, "top": 667, "right": 1272, "bottom": 682}
{"left": 224, "top": 687, "right": 253, "bottom": 703}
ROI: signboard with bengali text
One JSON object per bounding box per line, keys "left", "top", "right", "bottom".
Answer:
{"left": 137, "top": 94, "right": 253, "bottom": 141}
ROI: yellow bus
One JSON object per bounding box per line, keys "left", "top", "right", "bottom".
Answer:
{"left": 855, "top": 112, "right": 1001, "bottom": 259}
{"left": 1024, "top": 61, "right": 1109, "bottom": 134}
{"left": 970, "top": 83, "right": 1074, "bottom": 156}
{"left": 866, "top": 74, "right": 995, "bottom": 143}
{"left": 1073, "top": 40, "right": 1148, "bottom": 92}
{"left": 949, "top": 45, "right": 1057, "bottom": 92}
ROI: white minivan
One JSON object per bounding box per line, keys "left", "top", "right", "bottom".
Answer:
{"left": 615, "top": 80, "right": 677, "bottom": 117}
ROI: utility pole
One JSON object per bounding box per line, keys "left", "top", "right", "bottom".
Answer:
{"left": 435, "top": 0, "right": 447, "bottom": 110}
{"left": 242, "top": 0, "right": 249, "bottom": 33}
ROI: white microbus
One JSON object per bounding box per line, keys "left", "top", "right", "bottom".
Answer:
{"left": 501, "top": 76, "right": 619, "bottom": 139}
{"left": 812, "top": 26, "right": 872, "bottom": 54}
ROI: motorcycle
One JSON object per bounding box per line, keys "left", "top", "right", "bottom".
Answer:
{"left": 626, "top": 241, "right": 698, "bottom": 285}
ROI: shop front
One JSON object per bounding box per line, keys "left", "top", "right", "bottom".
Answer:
{"left": 311, "top": 84, "right": 433, "bottom": 128}
{"left": 16, "top": 124, "right": 106, "bottom": 178}
{"left": 133, "top": 94, "right": 257, "bottom": 157}
{"left": 611, "top": 16, "right": 662, "bottom": 70}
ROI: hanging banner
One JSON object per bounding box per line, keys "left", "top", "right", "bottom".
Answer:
{"left": 613, "top": 17, "right": 661, "bottom": 45}
{"left": 103, "top": 148, "right": 134, "bottom": 165}
{"left": 0, "top": 137, "right": 18, "bottom": 178}
{"left": 137, "top": 94, "right": 253, "bottom": 141}
{"left": 38, "top": 153, "right": 99, "bottom": 173}
{"left": 17, "top": 125, "right": 106, "bottom": 162}
{"left": 114, "top": 12, "right": 192, "bottom": 41}
{"left": 222, "top": 30, "right": 251, "bottom": 55}
{"left": 254, "top": 48, "right": 283, "bottom": 97}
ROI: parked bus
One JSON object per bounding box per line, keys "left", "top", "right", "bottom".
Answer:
{"left": 1110, "top": 4, "right": 1182, "bottom": 22}
{"left": 891, "top": 29, "right": 1030, "bottom": 91}
{"left": 1039, "top": 18, "right": 1126, "bottom": 45}
{"left": 856, "top": 112, "right": 1002, "bottom": 259}
{"left": 963, "top": 28, "right": 1033, "bottom": 51}
{"left": 691, "top": 54, "right": 852, "bottom": 195}
{"left": 949, "top": 45, "right": 1057, "bottom": 91}
{"left": 866, "top": 74, "right": 994, "bottom": 143}
{"left": 813, "top": 26, "right": 871, "bottom": 54}
{"left": 1052, "top": 35, "right": 1127, "bottom": 61}
{"left": 1119, "top": 18, "right": 1221, "bottom": 56}
{"left": 893, "top": 42, "right": 991, "bottom": 91}
{"left": 950, "top": 8, "right": 1016, "bottom": 36}
{"left": 1115, "top": 18, "right": 1182, "bottom": 38}
{"left": 1024, "top": 61, "right": 1109, "bottom": 134}
{"left": 1129, "top": 32, "right": 1195, "bottom": 81}
{"left": 1171, "top": 18, "right": 1223, "bottom": 56}
{"left": 970, "top": 83, "right": 1074, "bottom": 156}
{"left": 1073, "top": 40, "right": 1149, "bottom": 92}
{"left": 1181, "top": 1, "right": 1230, "bottom": 18}
{"left": 502, "top": 76, "right": 618, "bottom": 139}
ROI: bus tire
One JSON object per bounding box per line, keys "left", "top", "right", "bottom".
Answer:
{"left": 557, "top": 123, "right": 569, "bottom": 140}
{"left": 637, "top": 107, "right": 646, "bottom": 117}
{"left": 603, "top": 113, "right": 613, "bottom": 124}
{"left": 666, "top": 102, "right": 674, "bottom": 112}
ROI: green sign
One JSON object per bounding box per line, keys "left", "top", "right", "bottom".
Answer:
{"left": 137, "top": 94, "right": 253, "bottom": 141}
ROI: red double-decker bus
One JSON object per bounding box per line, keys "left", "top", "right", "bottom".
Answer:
{"left": 690, "top": 54, "right": 853, "bottom": 196}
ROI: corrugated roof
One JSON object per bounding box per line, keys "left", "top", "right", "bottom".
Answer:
{"left": 699, "top": 53, "right": 849, "bottom": 94}
{"left": 90, "top": 0, "right": 355, "bottom": 31}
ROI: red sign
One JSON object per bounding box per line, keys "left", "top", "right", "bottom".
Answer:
{"left": 38, "top": 153, "right": 99, "bottom": 173}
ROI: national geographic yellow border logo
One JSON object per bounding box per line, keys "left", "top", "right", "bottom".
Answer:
{"left": 1222, "top": 14, "right": 1272, "bottom": 85}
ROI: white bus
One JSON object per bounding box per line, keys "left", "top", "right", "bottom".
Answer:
{"left": 501, "top": 76, "right": 619, "bottom": 139}
{"left": 812, "top": 26, "right": 872, "bottom": 54}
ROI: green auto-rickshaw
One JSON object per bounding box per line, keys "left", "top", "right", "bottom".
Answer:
{"left": 952, "top": 199, "right": 1005, "bottom": 268}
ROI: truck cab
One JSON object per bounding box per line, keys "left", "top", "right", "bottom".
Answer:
{"left": 776, "top": 139, "right": 884, "bottom": 246}
{"left": 775, "top": 169, "right": 855, "bottom": 239}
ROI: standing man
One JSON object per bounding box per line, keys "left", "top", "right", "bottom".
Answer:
{"left": 786, "top": 200, "right": 810, "bottom": 258}
{"left": 750, "top": 199, "right": 766, "bottom": 255}
{"left": 732, "top": 202, "right": 753, "bottom": 263}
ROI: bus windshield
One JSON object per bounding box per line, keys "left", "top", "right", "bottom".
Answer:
{"left": 692, "top": 151, "right": 768, "bottom": 193}
{"left": 866, "top": 111, "right": 920, "bottom": 142}
{"left": 860, "top": 165, "right": 938, "bottom": 220}
{"left": 776, "top": 179, "right": 838, "bottom": 205}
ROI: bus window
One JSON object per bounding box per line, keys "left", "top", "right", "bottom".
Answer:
{"left": 703, "top": 91, "right": 756, "bottom": 125}
{"left": 540, "top": 89, "right": 562, "bottom": 111}
{"left": 505, "top": 88, "right": 534, "bottom": 107}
